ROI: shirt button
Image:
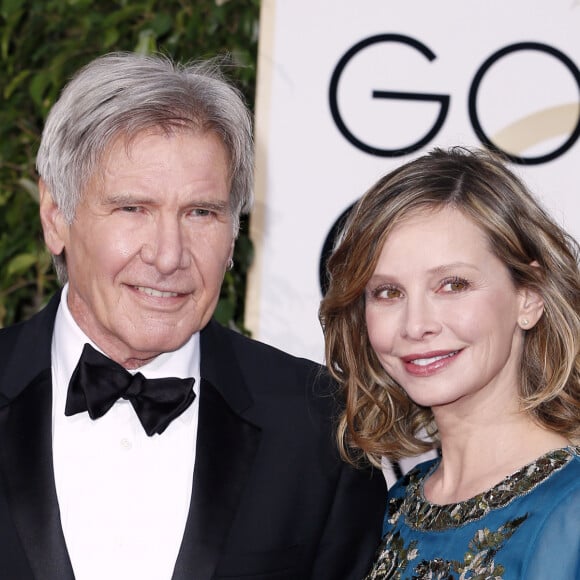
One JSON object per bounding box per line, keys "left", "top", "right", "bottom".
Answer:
{"left": 120, "top": 438, "right": 132, "bottom": 450}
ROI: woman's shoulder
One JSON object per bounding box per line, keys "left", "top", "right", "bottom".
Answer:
{"left": 533, "top": 446, "right": 580, "bottom": 496}
{"left": 390, "top": 457, "right": 439, "bottom": 497}
{"left": 520, "top": 447, "right": 580, "bottom": 578}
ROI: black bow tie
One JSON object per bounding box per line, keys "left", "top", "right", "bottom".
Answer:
{"left": 65, "top": 343, "right": 196, "bottom": 436}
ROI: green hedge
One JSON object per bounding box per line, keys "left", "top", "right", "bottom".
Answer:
{"left": 0, "top": 0, "right": 259, "bottom": 329}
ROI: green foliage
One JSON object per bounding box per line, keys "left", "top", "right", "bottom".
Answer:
{"left": 0, "top": 0, "right": 259, "bottom": 329}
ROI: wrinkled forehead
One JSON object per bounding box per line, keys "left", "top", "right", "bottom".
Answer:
{"left": 107, "top": 124, "right": 228, "bottom": 160}
{"left": 86, "top": 126, "right": 232, "bottom": 189}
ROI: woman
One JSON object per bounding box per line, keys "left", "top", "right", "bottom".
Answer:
{"left": 320, "top": 147, "right": 579, "bottom": 579}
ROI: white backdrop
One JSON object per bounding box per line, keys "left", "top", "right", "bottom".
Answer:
{"left": 246, "top": 0, "right": 580, "bottom": 363}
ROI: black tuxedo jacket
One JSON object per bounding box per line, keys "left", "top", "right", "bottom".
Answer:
{"left": 0, "top": 293, "right": 386, "bottom": 579}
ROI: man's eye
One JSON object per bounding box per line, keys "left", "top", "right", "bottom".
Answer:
{"left": 193, "top": 208, "right": 212, "bottom": 217}
{"left": 120, "top": 206, "right": 141, "bottom": 213}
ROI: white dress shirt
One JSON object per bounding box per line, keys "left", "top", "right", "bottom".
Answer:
{"left": 51, "top": 285, "right": 200, "bottom": 580}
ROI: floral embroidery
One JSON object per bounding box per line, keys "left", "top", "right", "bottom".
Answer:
{"left": 364, "top": 447, "right": 579, "bottom": 579}
{"left": 399, "top": 448, "right": 574, "bottom": 531}
{"left": 366, "top": 515, "right": 527, "bottom": 579}
{"left": 364, "top": 530, "right": 417, "bottom": 579}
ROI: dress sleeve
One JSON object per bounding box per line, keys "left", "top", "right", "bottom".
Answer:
{"left": 522, "top": 483, "right": 580, "bottom": 579}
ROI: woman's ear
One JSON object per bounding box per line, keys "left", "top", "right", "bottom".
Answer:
{"left": 517, "top": 262, "right": 544, "bottom": 330}
{"left": 39, "top": 179, "right": 67, "bottom": 256}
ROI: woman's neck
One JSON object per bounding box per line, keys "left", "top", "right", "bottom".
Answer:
{"left": 424, "top": 411, "right": 569, "bottom": 505}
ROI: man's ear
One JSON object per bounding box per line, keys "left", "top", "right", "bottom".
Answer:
{"left": 39, "top": 179, "right": 67, "bottom": 256}
{"left": 517, "top": 263, "right": 545, "bottom": 330}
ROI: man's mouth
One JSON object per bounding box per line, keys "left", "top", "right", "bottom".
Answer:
{"left": 135, "top": 286, "right": 179, "bottom": 298}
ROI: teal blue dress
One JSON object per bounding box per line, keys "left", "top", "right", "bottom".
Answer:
{"left": 365, "top": 446, "right": 580, "bottom": 579}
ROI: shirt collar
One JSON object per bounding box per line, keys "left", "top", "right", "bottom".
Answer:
{"left": 53, "top": 283, "right": 200, "bottom": 389}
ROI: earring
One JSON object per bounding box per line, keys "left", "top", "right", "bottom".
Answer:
{"left": 520, "top": 318, "right": 529, "bottom": 328}
{"left": 227, "top": 258, "right": 234, "bottom": 271}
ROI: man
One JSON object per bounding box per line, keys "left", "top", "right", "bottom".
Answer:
{"left": 0, "top": 53, "right": 385, "bottom": 580}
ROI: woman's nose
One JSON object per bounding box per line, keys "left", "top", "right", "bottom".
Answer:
{"left": 401, "top": 295, "right": 441, "bottom": 340}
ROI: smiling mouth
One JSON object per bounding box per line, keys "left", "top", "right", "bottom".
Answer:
{"left": 408, "top": 351, "right": 459, "bottom": 366}
{"left": 135, "top": 286, "right": 180, "bottom": 298}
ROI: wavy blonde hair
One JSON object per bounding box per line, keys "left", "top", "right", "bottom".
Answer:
{"left": 320, "top": 147, "right": 580, "bottom": 467}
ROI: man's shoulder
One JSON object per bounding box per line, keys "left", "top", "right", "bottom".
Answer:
{"left": 201, "top": 319, "right": 337, "bottom": 401}
{"left": 0, "top": 294, "right": 58, "bottom": 346}
{"left": 0, "top": 312, "right": 39, "bottom": 361}
{"left": 0, "top": 293, "right": 59, "bottom": 398}
{"left": 203, "top": 319, "right": 325, "bottom": 373}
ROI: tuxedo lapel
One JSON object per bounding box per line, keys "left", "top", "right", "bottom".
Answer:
{"left": 172, "top": 379, "right": 261, "bottom": 580}
{"left": 0, "top": 370, "right": 74, "bottom": 579}
{"left": 0, "top": 290, "right": 73, "bottom": 579}
{"left": 172, "top": 321, "right": 262, "bottom": 580}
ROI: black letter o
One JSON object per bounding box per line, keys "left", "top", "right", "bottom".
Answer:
{"left": 469, "top": 42, "right": 580, "bottom": 165}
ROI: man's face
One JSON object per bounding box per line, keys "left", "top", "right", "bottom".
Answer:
{"left": 41, "top": 130, "right": 235, "bottom": 368}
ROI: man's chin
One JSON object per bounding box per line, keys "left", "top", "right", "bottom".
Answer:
{"left": 130, "top": 335, "right": 191, "bottom": 356}
{"left": 113, "top": 329, "right": 194, "bottom": 364}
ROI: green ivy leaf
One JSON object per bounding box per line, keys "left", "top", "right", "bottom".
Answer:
{"left": 3, "top": 69, "right": 30, "bottom": 99}
{"left": 7, "top": 252, "right": 38, "bottom": 276}
{"left": 134, "top": 29, "right": 157, "bottom": 54}
{"left": 29, "top": 71, "right": 51, "bottom": 107}
{"left": 18, "top": 177, "right": 39, "bottom": 202}
{"left": 214, "top": 296, "right": 236, "bottom": 324}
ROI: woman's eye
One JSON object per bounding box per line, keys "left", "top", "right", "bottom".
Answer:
{"left": 441, "top": 277, "right": 469, "bottom": 292}
{"left": 373, "top": 286, "right": 402, "bottom": 300}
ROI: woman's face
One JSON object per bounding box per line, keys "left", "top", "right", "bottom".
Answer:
{"left": 364, "top": 206, "right": 542, "bottom": 412}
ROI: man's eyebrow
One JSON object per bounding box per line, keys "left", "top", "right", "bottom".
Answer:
{"left": 102, "top": 194, "right": 231, "bottom": 213}
{"left": 190, "top": 199, "right": 230, "bottom": 212}
{"left": 102, "top": 193, "right": 152, "bottom": 206}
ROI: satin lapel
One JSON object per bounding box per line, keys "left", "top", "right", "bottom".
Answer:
{"left": 172, "top": 320, "right": 262, "bottom": 580}
{"left": 0, "top": 370, "right": 74, "bottom": 580}
{"left": 172, "top": 379, "right": 261, "bottom": 580}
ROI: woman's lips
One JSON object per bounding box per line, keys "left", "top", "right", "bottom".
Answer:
{"left": 401, "top": 350, "right": 461, "bottom": 376}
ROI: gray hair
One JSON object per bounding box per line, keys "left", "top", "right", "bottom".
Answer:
{"left": 36, "top": 51, "right": 254, "bottom": 282}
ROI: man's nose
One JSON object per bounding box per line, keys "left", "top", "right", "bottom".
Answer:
{"left": 141, "top": 216, "right": 191, "bottom": 274}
